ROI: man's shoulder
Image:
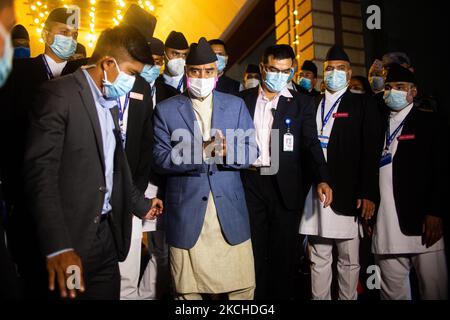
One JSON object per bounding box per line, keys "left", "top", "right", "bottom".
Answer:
{"left": 215, "top": 90, "right": 245, "bottom": 108}
{"left": 39, "top": 72, "right": 80, "bottom": 96}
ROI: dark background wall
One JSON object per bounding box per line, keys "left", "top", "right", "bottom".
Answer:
{"left": 361, "top": 0, "right": 450, "bottom": 123}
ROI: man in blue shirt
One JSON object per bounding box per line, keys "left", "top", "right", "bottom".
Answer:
{"left": 24, "top": 25, "right": 162, "bottom": 300}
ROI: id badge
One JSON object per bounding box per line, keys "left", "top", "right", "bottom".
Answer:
{"left": 283, "top": 133, "right": 294, "bottom": 152}
{"left": 318, "top": 135, "right": 329, "bottom": 149}
{"left": 380, "top": 152, "right": 392, "bottom": 168}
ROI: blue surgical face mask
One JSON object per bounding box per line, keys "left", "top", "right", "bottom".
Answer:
{"left": 216, "top": 54, "right": 228, "bottom": 73}
{"left": 49, "top": 34, "right": 77, "bottom": 60}
{"left": 102, "top": 60, "right": 136, "bottom": 99}
{"left": 0, "top": 22, "right": 13, "bottom": 88}
{"left": 370, "top": 76, "right": 384, "bottom": 92}
{"left": 383, "top": 89, "right": 410, "bottom": 111}
{"left": 324, "top": 69, "right": 348, "bottom": 92}
{"left": 264, "top": 69, "right": 291, "bottom": 93}
{"left": 298, "top": 77, "right": 312, "bottom": 91}
{"left": 140, "top": 64, "right": 161, "bottom": 84}
{"left": 13, "top": 46, "right": 31, "bottom": 59}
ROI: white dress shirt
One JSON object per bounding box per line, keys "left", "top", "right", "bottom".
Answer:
{"left": 253, "top": 85, "right": 293, "bottom": 167}
{"left": 44, "top": 54, "right": 67, "bottom": 78}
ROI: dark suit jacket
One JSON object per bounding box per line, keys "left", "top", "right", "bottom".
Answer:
{"left": 312, "top": 89, "right": 382, "bottom": 216}
{"left": 379, "top": 104, "right": 447, "bottom": 235}
{"left": 23, "top": 69, "right": 151, "bottom": 261}
{"left": 238, "top": 87, "right": 329, "bottom": 211}
{"left": 0, "top": 54, "right": 86, "bottom": 205}
{"left": 216, "top": 74, "right": 240, "bottom": 95}
{"left": 154, "top": 76, "right": 178, "bottom": 105}
{"left": 125, "top": 76, "right": 154, "bottom": 192}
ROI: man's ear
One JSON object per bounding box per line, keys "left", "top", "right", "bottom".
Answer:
{"left": 259, "top": 63, "right": 265, "bottom": 77}
{"left": 347, "top": 68, "right": 353, "bottom": 80}
{"left": 101, "top": 56, "right": 116, "bottom": 71}
{"left": 410, "top": 85, "right": 418, "bottom": 98}
{"left": 42, "top": 29, "right": 52, "bottom": 46}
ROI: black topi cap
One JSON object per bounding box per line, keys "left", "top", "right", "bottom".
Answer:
{"left": 165, "top": 31, "right": 189, "bottom": 50}
{"left": 45, "top": 7, "right": 80, "bottom": 29}
{"left": 12, "top": 24, "right": 29, "bottom": 41}
{"left": 186, "top": 37, "right": 217, "bottom": 66}
{"left": 122, "top": 4, "right": 156, "bottom": 43}
{"left": 385, "top": 63, "right": 416, "bottom": 84}
{"left": 325, "top": 45, "right": 350, "bottom": 62}
{"left": 149, "top": 37, "right": 165, "bottom": 56}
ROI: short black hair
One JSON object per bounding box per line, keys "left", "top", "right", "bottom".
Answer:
{"left": 0, "top": 0, "right": 13, "bottom": 10}
{"left": 90, "top": 25, "right": 153, "bottom": 65}
{"left": 261, "top": 45, "right": 295, "bottom": 64}
{"left": 208, "top": 39, "right": 226, "bottom": 51}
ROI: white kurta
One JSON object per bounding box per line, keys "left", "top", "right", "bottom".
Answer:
{"left": 299, "top": 86, "right": 361, "bottom": 239}
{"left": 372, "top": 103, "right": 444, "bottom": 255}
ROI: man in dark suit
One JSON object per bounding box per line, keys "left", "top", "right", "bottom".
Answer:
{"left": 299, "top": 46, "right": 381, "bottom": 300}
{"left": 372, "top": 64, "right": 448, "bottom": 300}
{"left": 209, "top": 39, "right": 240, "bottom": 95}
{"left": 238, "top": 44, "right": 332, "bottom": 300}
{"left": 0, "top": 7, "right": 89, "bottom": 298}
{"left": 0, "top": 0, "right": 22, "bottom": 300}
{"left": 160, "top": 31, "right": 189, "bottom": 93}
{"left": 149, "top": 37, "right": 178, "bottom": 105}
{"left": 23, "top": 25, "right": 163, "bottom": 300}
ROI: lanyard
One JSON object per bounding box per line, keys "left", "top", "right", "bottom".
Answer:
{"left": 42, "top": 55, "right": 54, "bottom": 80}
{"left": 320, "top": 93, "right": 345, "bottom": 134}
{"left": 117, "top": 94, "right": 130, "bottom": 125}
{"left": 384, "top": 118, "right": 406, "bottom": 152}
{"left": 177, "top": 77, "right": 184, "bottom": 91}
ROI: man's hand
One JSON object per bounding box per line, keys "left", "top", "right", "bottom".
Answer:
{"left": 47, "top": 250, "right": 85, "bottom": 299}
{"left": 143, "top": 197, "right": 164, "bottom": 220}
{"left": 422, "top": 215, "right": 443, "bottom": 248}
{"left": 357, "top": 199, "right": 375, "bottom": 220}
{"left": 203, "top": 130, "right": 227, "bottom": 159}
{"left": 317, "top": 182, "right": 333, "bottom": 208}
{"left": 361, "top": 219, "right": 373, "bottom": 238}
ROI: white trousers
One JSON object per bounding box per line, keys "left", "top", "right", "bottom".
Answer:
{"left": 119, "top": 230, "right": 169, "bottom": 300}
{"left": 309, "top": 236, "right": 360, "bottom": 300}
{"left": 139, "top": 230, "right": 170, "bottom": 300}
{"left": 375, "top": 250, "right": 448, "bottom": 300}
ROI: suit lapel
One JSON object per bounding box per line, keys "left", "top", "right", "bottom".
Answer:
{"left": 328, "top": 89, "right": 351, "bottom": 145}
{"left": 74, "top": 69, "right": 106, "bottom": 170}
{"left": 212, "top": 92, "right": 226, "bottom": 134}
{"left": 177, "top": 94, "right": 197, "bottom": 135}
{"left": 272, "top": 95, "right": 291, "bottom": 130}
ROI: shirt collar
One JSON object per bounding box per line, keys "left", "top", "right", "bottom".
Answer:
{"left": 82, "top": 68, "right": 117, "bottom": 110}
{"left": 390, "top": 102, "right": 414, "bottom": 121}
{"left": 258, "top": 85, "right": 293, "bottom": 102}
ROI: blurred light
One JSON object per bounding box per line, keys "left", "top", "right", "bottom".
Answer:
{"left": 295, "top": 20, "right": 300, "bottom": 25}
{"left": 36, "top": 1, "right": 42, "bottom": 6}
{"left": 31, "top": 5, "right": 36, "bottom": 11}
{"left": 90, "top": 0, "right": 96, "bottom": 4}
{"left": 293, "top": 10, "right": 298, "bottom": 16}
{"left": 150, "top": 5, "right": 155, "bottom": 11}
{"left": 34, "top": 18, "right": 40, "bottom": 24}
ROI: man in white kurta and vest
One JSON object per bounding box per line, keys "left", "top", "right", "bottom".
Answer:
{"left": 153, "top": 38, "right": 258, "bottom": 300}
{"left": 372, "top": 63, "right": 448, "bottom": 300}
{"left": 299, "top": 46, "right": 381, "bottom": 300}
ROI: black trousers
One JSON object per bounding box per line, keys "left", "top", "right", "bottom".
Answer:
{"left": 241, "top": 170, "right": 300, "bottom": 300}
{"left": 78, "top": 215, "right": 121, "bottom": 300}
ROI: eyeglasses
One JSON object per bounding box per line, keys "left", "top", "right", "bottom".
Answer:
{"left": 263, "top": 65, "right": 292, "bottom": 75}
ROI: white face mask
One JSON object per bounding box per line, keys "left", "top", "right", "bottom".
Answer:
{"left": 166, "top": 57, "right": 186, "bottom": 76}
{"left": 244, "top": 78, "right": 260, "bottom": 89}
{"left": 188, "top": 77, "right": 217, "bottom": 98}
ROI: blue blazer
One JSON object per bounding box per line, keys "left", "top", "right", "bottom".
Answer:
{"left": 153, "top": 91, "right": 257, "bottom": 249}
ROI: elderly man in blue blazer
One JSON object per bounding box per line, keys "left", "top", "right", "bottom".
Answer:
{"left": 153, "top": 38, "right": 258, "bottom": 300}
